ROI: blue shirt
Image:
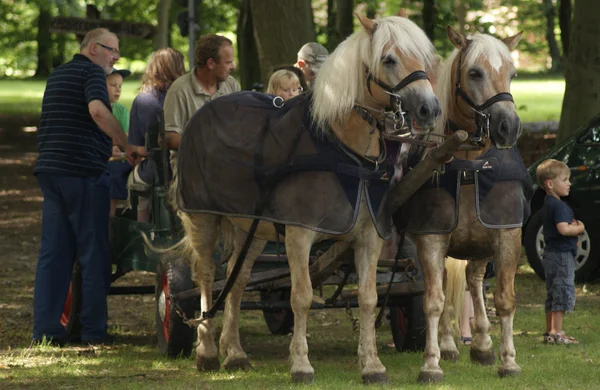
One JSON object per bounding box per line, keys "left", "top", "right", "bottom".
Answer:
{"left": 35, "top": 54, "right": 112, "bottom": 177}
{"left": 128, "top": 89, "right": 167, "bottom": 184}
{"left": 542, "top": 195, "right": 578, "bottom": 256}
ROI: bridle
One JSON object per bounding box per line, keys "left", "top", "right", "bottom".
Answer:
{"left": 365, "top": 68, "right": 430, "bottom": 132}
{"left": 453, "top": 47, "right": 515, "bottom": 145}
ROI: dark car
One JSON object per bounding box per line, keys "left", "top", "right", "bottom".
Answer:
{"left": 523, "top": 114, "right": 600, "bottom": 283}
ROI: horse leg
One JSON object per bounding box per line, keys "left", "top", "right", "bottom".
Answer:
{"left": 466, "top": 260, "right": 495, "bottom": 365}
{"left": 354, "top": 230, "right": 388, "bottom": 384}
{"left": 219, "top": 225, "right": 267, "bottom": 371}
{"left": 181, "top": 213, "right": 221, "bottom": 372}
{"left": 415, "top": 235, "right": 449, "bottom": 384}
{"left": 285, "top": 226, "right": 316, "bottom": 384}
{"left": 439, "top": 258, "right": 462, "bottom": 362}
{"left": 492, "top": 230, "right": 522, "bottom": 377}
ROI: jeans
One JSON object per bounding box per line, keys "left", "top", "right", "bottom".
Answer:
{"left": 33, "top": 173, "right": 111, "bottom": 341}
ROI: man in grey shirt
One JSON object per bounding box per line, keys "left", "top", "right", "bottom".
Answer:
{"left": 164, "top": 34, "right": 241, "bottom": 175}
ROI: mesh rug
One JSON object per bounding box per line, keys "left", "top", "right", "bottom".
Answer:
{"left": 177, "top": 91, "right": 393, "bottom": 238}
{"left": 394, "top": 145, "right": 534, "bottom": 234}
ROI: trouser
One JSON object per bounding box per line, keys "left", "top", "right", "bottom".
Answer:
{"left": 33, "top": 173, "right": 111, "bottom": 341}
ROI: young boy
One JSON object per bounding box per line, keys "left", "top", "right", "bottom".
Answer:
{"left": 536, "top": 159, "right": 584, "bottom": 344}
{"left": 106, "top": 68, "right": 132, "bottom": 216}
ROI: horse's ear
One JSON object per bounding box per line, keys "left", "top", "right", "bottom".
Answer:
{"left": 502, "top": 31, "right": 523, "bottom": 51}
{"left": 355, "top": 13, "right": 377, "bottom": 34}
{"left": 447, "top": 25, "right": 467, "bottom": 49}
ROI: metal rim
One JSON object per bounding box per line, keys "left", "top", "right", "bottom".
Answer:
{"left": 535, "top": 225, "right": 591, "bottom": 271}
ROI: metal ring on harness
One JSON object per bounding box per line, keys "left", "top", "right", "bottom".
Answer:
{"left": 272, "top": 96, "right": 285, "bottom": 108}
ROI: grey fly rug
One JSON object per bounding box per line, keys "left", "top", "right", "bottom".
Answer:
{"left": 394, "top": 145, "right": 534, "bottom": 234}
{"left": 176, "top": 91, "right": 393, "bottom": 239}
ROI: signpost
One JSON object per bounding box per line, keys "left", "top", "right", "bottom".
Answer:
{"left": 50, "top": 16, "right": 156, "bottom": 40}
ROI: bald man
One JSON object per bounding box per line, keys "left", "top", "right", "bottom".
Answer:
{"left": 33, "top": 28, "right": 135, "bottom": 346}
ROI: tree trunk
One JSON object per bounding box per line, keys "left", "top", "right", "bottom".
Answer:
{"left": 334, "top": 0, "right": 354, "bottom": 47}
{"left": 454, "top": 0, "right": 467, "bottom": 35}
{"left": 543, "top": 0, "right": 561, "bottom": 72}
{"left": 422, "top": 0, "right": 435, "bottom": 41}
{"left": 35, "top": 6, "right": 52, "bottom": 77}
{"left": 250, "top": 0, "right": 314, "bottom": 87}
{"left": 326, "top": 0, "right": 336, "bottom": 51}
{"left": 558, "top": 0, "right": 572, "bottom": 56}
{"left": 155, "top": 0, "right": 172, "bottom": 49}
{"left": 556, "top": 0, "right": 600, "bottom": 141}
{"left": 237, "top": 0, "right": 261, "bottom": 90}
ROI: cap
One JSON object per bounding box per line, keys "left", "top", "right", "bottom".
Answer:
{"left": 110, "top": 68, "right": 131, "bottom": 78}
{"left": 297, "top": 42, "right": 329, "bottom": 72}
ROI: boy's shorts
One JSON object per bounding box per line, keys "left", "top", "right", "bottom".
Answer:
{"left": 543, "top": 250, "right": 576, "bottom": 313}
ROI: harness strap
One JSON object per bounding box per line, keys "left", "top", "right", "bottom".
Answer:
{"left": 366, "top": 69, "right": 429, "bottom": 97}
{"left": 353, "top": 106, "right": 384, "bottom": 131}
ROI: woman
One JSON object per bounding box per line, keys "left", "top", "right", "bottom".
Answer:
{"left": 128, "top": 48, "right": 186, "bottom": 222}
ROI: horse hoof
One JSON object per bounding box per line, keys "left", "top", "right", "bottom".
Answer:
{"left": 224, "top": 358, "right": 252, "bottom": 371}
{"left": 291, "top": 371, "right": 314, "bottom": 384}
{"left": 470, "top": 348, "right": 496, "bottom": 366}
{"left": 196, "top": 355, "right": 220, "bottom": 372}
{"left": 440, "top": 350, "right": 459, "bottom": 362}
{"left": 498, "top": 366, "right": 521, "bottom": 378}
{"left": 417, "top": 370, "right": 444, "bottom": 384}
{"left": 362, "top": 372, "right": 389, "bottom": 385}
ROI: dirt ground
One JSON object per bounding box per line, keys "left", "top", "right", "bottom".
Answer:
{"left": 0, "top": 124, "right": 157, "bottom": 350}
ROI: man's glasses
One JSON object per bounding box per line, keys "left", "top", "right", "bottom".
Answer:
{"left": 95, "top": 42, "right": 120, "bottom": 57}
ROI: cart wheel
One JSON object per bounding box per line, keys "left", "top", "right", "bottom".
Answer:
{"left": 60, "top": 262, "right": 82, "bottom": 340}
{"left": 260, "top": 288, "right": 294, "bottom": 335}
{"left": 155, "top": 258, "right": 196, "bottom": 358}
{"left": 389, "top": 297, "right": 426, "bottom": 352}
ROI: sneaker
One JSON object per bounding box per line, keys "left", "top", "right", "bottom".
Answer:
{"left": 553, "top": 331, "right": 579, "bottom": 345}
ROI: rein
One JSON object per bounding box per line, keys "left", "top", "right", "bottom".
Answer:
{"left": 453, "top": 48, "right": 514, "bottom": 146}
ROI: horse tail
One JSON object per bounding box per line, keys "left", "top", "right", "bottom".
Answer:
{"left": 444, "top": 256, "right": 468, "bottom": 336}
{"left": 140, "top": 231, "right": 188, "bottom": 254}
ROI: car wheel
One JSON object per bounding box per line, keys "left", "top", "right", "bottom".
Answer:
{"left": 156, "top": 257, "right": 196, "bottom": 358}
{"left": 260, "top": 288, "right": 294, "bottom": 335}
{"left": 60, "top": 262, "right": 82, "bottom": 341}
{"left": 524, "top": 209, "right": 599, "bottom": 283}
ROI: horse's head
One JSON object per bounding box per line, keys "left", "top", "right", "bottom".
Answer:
{"left": 358, "top": 15, "right": 441, "bottom": 134}
{"left": 311, "top": 15, "right": 440, "bottom": 134}
{"left": 443, "top": 26, "right": 523, "bottom": 149}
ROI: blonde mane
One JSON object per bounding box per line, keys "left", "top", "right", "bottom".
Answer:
{"left": 311, "top": 16, "right": 436, "bottom": 132}
{"left": 432, "top": 33, "right": 515, "bottom": 136}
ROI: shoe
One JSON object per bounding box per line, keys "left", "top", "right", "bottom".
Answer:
{"left": 553, "top": 331, "right": 579, "bottom": 345}
{"left": 460, "top": 336, "right": 472, "bottom": 345}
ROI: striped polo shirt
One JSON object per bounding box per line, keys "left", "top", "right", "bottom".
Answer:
{"left": 34, "top": 54, "right": 113, "bottom": 177}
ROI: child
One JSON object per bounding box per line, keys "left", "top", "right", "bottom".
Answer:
{"left": 106, "top": 68, "right": 132, "bottom": 217}
{"left": 266, "top": 70, "right": 302, "bottom": 101}
{"left": 536, "top": 159, "right": 584, "bottom": 344}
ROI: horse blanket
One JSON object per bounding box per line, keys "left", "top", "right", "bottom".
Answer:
{"left": 394, "top": 145, "right": 534, "bottom": 234}
{"left": 177, "top": 91, "right": 393, "bottom": 239}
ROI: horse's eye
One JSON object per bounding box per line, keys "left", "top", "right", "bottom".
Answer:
{"left": 382, "top": 56, "right": 397, "bottom": 66}
{"left": 468, "top": 69, "right": 483, "bottom": 79}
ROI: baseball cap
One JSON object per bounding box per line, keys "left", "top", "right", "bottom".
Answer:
{"left": 110, "top": 68, "right": 131, "bottom": 78}
{"left": 297, "top": 42, "right": 329, "bottom": 72}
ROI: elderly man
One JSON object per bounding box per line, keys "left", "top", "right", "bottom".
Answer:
{"left": 164, "top": 34, "right": 241, "bottom": 174}
{"left": 33, "top": 28, "right": 135, "bottom": 346}
{"left": 295, "top": 42, "right": 329, "bottom": 88}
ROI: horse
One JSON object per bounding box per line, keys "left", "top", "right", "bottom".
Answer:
{"left": 173, "top": 15, "right": 440, "bottom": 384}
{"left": 395, "top": 26, "right": 527, "bottom": 383}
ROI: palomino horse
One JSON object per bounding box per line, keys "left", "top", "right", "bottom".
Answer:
{"left": 400, "top": 26, "right": 526, "bottom": 383}
{"left": 174, "top": 15, "right": 440, "bottom": 384}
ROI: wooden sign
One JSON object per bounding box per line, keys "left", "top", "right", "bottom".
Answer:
{"left": 50, "top": 16, "right": 156, "bottom": 40}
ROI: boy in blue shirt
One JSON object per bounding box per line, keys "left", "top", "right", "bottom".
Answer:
{"left": 536, "top": 159, "right": 584, "bottom": 344}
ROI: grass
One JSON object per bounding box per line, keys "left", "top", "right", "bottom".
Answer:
{"left": 0, "top": 78, "right": 565, "bottom": 124}
{"left": 2, "top": 265, "right": 600, "bottom": 389}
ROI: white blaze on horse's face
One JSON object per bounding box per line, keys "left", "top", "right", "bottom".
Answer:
{"left": 357, "top": 14, "right": 441, "bottom": 133}
{"left": 449, "top": 26, "right": 523, "bottom": 148}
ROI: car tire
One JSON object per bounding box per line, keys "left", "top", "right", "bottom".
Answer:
{"left": 260, "top": 288, "right": 294, "bottom": 335}
{"left": 524, "top": 209, "right": 599, "bottom": 283}
{"left": 60, "top": 262, "right": 82, "bottom": 341}
{"left": 156, "top": 257, "right": 196, "bottom": 358}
